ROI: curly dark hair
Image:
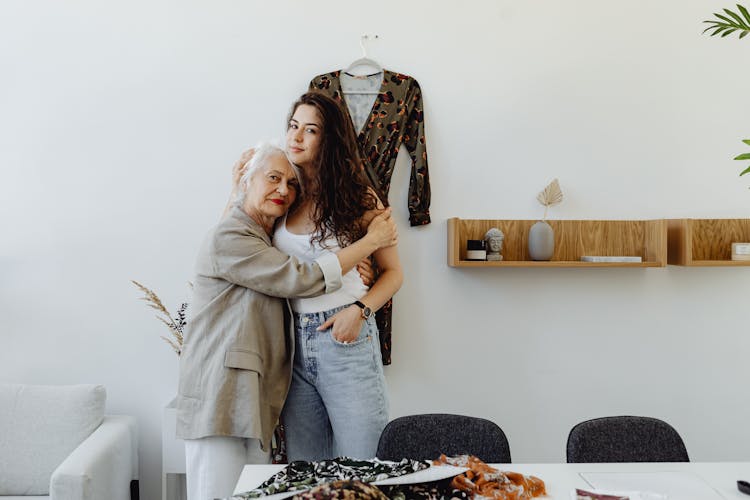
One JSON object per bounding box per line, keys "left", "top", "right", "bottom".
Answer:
{"left": 287, "top": 91, "right": 383, "bottom": 247}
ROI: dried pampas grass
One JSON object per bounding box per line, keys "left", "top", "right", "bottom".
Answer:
{"left": 132, "top": 280, "right": 187, "bottom": 356}
{"left": 537, "top": 178, "right": 563, "bottom": 219}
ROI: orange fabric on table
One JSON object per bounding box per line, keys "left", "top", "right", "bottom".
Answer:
{"left": 435, "top": 454, "right": 547, "bottom": 500}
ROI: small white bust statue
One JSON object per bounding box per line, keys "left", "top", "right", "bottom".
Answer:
{"left": 485, "top": 227, "right": 504, "bottom": 261}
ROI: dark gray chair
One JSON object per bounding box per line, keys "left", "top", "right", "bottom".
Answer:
{"left": 566, "top": 416, "right": 689, "bottom": 463}
{"left": 376, "top": 413, "right": 511, "bottom": 463}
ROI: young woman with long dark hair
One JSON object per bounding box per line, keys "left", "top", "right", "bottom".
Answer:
{"left": 276, "top": 91, "right": 403, "bottom": 461}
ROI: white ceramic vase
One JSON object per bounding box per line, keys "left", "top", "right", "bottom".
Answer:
{"left": 528, "top": 221, "right": 554, "bottom": 261}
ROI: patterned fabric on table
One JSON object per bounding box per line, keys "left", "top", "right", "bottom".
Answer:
{"left": 292, "top": 480, "right": 388, "bottom": 499}
{"left": 232, "top": 457, "right": 429, "bottom": 499}
{"left": 434, "top": 455, "right": 547, "bottom": 500}
{"left": 292, "top": 479, "right": 472, "bottom": 500}
{"left": 378, "top": 478, "right": 471, "bottom": 500}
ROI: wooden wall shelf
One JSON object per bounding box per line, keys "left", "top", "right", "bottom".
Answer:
{"left": 667, "top": 218, "right": 750, "bottom": 266}
{"left": 447, "top": 218, "right": 667, "bottom": 268}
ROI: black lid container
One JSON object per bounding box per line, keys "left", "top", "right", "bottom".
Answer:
{"left": 466, "top": 239, "right": 486, "bottom": 261}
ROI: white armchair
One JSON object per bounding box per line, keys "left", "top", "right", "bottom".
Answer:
{"left": 0, "top": 384, "right": 138, "bottom": 500}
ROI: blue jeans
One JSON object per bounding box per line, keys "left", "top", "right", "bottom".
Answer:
{"left": 281, "top": 304, "right": 389, "bottom": 461}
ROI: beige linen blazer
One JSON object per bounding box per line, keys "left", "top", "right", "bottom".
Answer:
{"left": 175, "top": 204, "right": 342, "bottom": 449}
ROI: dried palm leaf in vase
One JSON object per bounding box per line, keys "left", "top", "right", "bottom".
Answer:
{"left": 536, "top": 178, "right": 563, "bottom": 220}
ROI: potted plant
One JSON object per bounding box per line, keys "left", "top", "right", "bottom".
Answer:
{"left": 703, "top": 5, "right": 749, "bottom": 184}
{"left": 131, "top": 280, "right": 190, "bottom": 484}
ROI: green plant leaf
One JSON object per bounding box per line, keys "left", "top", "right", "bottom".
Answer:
{"left": 724, "top": 8, "right": 747, "bottom": 25}
{"left": 715, "top": 13, "right": 738, "bottom": 25}
{"left": 707, "top": 24, "right": 730, "bottom": 36}
{"left": 738, "top": 4, "right": 750, "bottom": 24}
{"left": 703, "top": 7, "right": 750, "bottom": 38}
{"left": 737, "top": 137, "right": 750, "bottom": 178}
{"left": 703, "top": 20, "right": 732, "bottom": 33}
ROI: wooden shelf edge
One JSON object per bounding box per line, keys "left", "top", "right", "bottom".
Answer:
{"left": 677, "top": 260, "right": 750, "bottom": 267}
{"left": 449, "top": 260, "right": 665, "bottom": 268}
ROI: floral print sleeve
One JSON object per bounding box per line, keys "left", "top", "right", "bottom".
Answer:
{"left": 401, "top": 78, "right": 430, "bottom": 226}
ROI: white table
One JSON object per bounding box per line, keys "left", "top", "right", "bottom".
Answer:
{"left": 235, "top": 461, "right": 750, "bottom": 499}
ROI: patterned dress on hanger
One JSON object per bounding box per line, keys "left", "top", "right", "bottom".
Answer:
{"left": 309, "top": 69, "right": 432, "bottom": 365}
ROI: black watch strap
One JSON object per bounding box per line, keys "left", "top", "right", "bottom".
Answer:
{"left": 353, "top": 300, "right": 373, "bottom": 319}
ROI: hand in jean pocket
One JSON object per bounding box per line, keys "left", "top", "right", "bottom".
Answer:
{"left": 317, "top": 305, "right": 364, "bottom": 343}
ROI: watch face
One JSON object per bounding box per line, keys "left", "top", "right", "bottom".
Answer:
{"left": 355, "top": 301, "right": 372, "bottom": 319}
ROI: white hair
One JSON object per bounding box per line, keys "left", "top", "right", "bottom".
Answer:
{"left": 235, "top": 142, "right": 303, "bottom": 202}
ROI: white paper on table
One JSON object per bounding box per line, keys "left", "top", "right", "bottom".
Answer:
{"left": 372, "top": 464, "right": 467, "bottom": 485}
{"left": 580, "top": 471, "right": 724, "bottom": 500}
{"left": 570, "top": 487, "right": 665, "bottom": 500}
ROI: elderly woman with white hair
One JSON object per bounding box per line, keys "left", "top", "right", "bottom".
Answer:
{"left": 175, "top": 143, "right": 398, "bottom": 500}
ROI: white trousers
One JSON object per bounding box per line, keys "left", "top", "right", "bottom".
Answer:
{"left": 185, "top": 436, "right": 271, "bottom": 500}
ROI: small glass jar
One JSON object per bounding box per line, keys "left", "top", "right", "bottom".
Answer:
{"left": 466, "top": 239, "right": 487, "bottom": 261}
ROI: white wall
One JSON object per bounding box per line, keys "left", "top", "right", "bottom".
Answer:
{"left": 2, "top": 1, "right": 749, "bottom": 499}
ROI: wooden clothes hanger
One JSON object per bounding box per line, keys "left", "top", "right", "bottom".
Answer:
{"left": 343, "top": 35, "right": 383, "bottom": 95}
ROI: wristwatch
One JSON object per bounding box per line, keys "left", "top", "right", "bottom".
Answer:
{"left": 353, "top": 300, "right": 373, "bottom": 320}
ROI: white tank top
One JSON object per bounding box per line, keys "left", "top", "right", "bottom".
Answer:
{"left": 273, "top": 216, "right": 368, "bottom": 313}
